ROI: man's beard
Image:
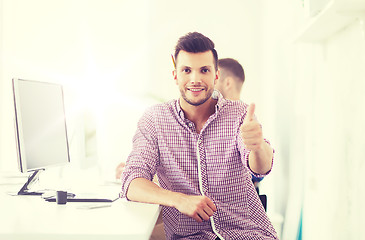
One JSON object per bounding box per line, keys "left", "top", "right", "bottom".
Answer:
{"left": 180, "top": 88, "right": 214, "bottom": 106}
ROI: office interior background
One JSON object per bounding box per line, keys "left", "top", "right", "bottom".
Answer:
{"left": 0, "top": 0, "right": 364, "bottom": 239}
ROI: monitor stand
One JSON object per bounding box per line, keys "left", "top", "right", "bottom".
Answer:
{"left": 17, "top": 169, "right": 44, "bottom": 195}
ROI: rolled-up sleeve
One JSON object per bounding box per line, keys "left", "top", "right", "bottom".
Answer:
{"left": 120, "top": 109, "right": 160, "bottom": 199}
{"left": 237, "top": 134, "right": 274, "bottom": 179}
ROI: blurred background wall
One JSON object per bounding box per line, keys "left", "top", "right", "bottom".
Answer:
{"left": 1, "top": 0, "right": 364, "bottom": 239}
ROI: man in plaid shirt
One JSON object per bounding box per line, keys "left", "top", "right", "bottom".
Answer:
{"left": 120, "top": 32, "right": 278, "bottom": 240}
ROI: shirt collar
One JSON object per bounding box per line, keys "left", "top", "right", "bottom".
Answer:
{"left": 174, "top": 90, "right": 228, "bottom": 120}
{"left": 214, "top": 90, "right": 227, "bottom": 112}
{"left": 175, "top": 99, "right": 185, "bottom": 119}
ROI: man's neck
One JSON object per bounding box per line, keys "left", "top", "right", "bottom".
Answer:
{"left": 179, "top": 97, "right": 217, "bottom": 132}
{"left": 226, "top": 91, "right": 241, "bottom": 101}
{"left": 231, "top": 96, "right": 240, "bottom": 101}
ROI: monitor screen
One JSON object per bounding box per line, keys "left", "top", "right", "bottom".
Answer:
{"left": 13, "top": 78, "right": 70, "bottom": 174}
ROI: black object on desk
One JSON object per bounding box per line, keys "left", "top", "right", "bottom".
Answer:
{"left": 45, "top": 197, "right": 118, "bottom": 203}
{"left": 56, "top": 191, "right": 67, "bottom": 204}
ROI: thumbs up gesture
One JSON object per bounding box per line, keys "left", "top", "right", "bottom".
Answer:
{"left": 240, "top": 103, "right": 264, "bottom": 151}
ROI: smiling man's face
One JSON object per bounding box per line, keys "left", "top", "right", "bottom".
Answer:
{"left": 173, "top": 50, "right": 219, "bottom": 107}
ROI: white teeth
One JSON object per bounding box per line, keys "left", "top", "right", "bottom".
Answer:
{"left": 190, "top": 89, "right": 203, "bottom": 92}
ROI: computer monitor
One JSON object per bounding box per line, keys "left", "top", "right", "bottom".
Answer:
{"left": 12, "top": 78, "right": 70, "bottom": 195}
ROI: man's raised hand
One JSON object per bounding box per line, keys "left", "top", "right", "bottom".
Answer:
{"left": 240, "top": 103, "right": 264, "bottom": 151}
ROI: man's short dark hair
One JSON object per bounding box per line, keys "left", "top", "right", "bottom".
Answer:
{"left": 218, "top": 58, "right": 245, "bottom": 84}
{"left": 174, "top": 32, "right": 218, "bottom": 70}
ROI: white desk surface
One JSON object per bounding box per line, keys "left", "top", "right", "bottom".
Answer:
{"left": 0, "top": 177, "right": 161, "bottom": 240}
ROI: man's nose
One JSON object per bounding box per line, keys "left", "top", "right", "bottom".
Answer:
{"left": 189, "top": 71, "right": 202, "bottom": 84}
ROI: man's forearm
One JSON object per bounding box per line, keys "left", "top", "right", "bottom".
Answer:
{"left": 248, "top": 141, "right": 273, "bottom": 175}
{"left": 127, "top": 177, "right": 217, "bottom": 223}
{"left": 127, "top": 177, "right": 183, "bottom": 208}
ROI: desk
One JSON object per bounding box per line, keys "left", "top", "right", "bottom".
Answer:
{"left": 0, "top": 179, "right": 161, "bottom": 240}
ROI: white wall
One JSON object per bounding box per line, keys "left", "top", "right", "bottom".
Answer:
{"left": 0, "top": 0, "right": 3, "bottom": 171}
{"left": 300, "top": 20, "right": 365, "bottom": 240}
{"left": 257, "top": 0, "right": 365, "bottom": 239}
{"left": 256, "top": 1, "right": 307, "bottom": 237}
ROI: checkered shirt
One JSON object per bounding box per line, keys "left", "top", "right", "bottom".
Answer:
{"left": 120, "top": 93, "right": 278, "bottom": 240}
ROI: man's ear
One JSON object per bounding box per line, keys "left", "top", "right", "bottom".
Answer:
{"left": 173, "top": 69, "right": 178, "bottom": 85}
{"left": 225, "top": 76, "right": 233, "bottom": 89}
{"left": 214, "top": 69, "right": 220, "bottom": 85}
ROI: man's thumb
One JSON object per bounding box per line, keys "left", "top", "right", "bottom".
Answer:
{"left": 245, "top": 103, "right": 255, "bottom": 121}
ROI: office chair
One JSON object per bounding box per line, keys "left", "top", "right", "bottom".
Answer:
{"left": 259, "top": 194, "right": 267, "bottom": 212}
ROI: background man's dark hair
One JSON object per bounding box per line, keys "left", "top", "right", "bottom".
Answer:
{"left": 174, "top": 32, "right": 218, "bottom": 70}
{"left": 218, "top": 58, "right": 245, "bottom": 84}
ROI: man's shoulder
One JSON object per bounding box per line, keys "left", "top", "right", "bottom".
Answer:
{"left": 219, "top": 98, "right": 248, "bottom": 115}
{"left": 145, "top": 100, "right": 176, "bottom": 112}
{"left": 142, "top": 100, "right": 177, "bottom": 119}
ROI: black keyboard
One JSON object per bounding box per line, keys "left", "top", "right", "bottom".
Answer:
{"left": 45, "top": 197, "right": 117, "bottom": 202}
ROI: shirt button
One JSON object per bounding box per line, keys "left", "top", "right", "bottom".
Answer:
{"left": 188, "top": 123, "right": 193, "bottom": 128}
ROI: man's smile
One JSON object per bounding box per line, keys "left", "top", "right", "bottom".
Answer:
{"left": 188, "top": 87, "right": 205, "bottom": 93}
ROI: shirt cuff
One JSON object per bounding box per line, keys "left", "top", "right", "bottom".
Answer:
{"left": 120, "top": 169, "right": 152, "bottom": 200}
{"left": 245, "top": 138, "right": 274, "bottom": 178}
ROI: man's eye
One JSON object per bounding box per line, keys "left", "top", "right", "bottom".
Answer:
{"left": 183, "top": 69, "right": 191, "bottom": 73}
{"left": 201, "top": 69, "right": 209, "bottom": 73}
